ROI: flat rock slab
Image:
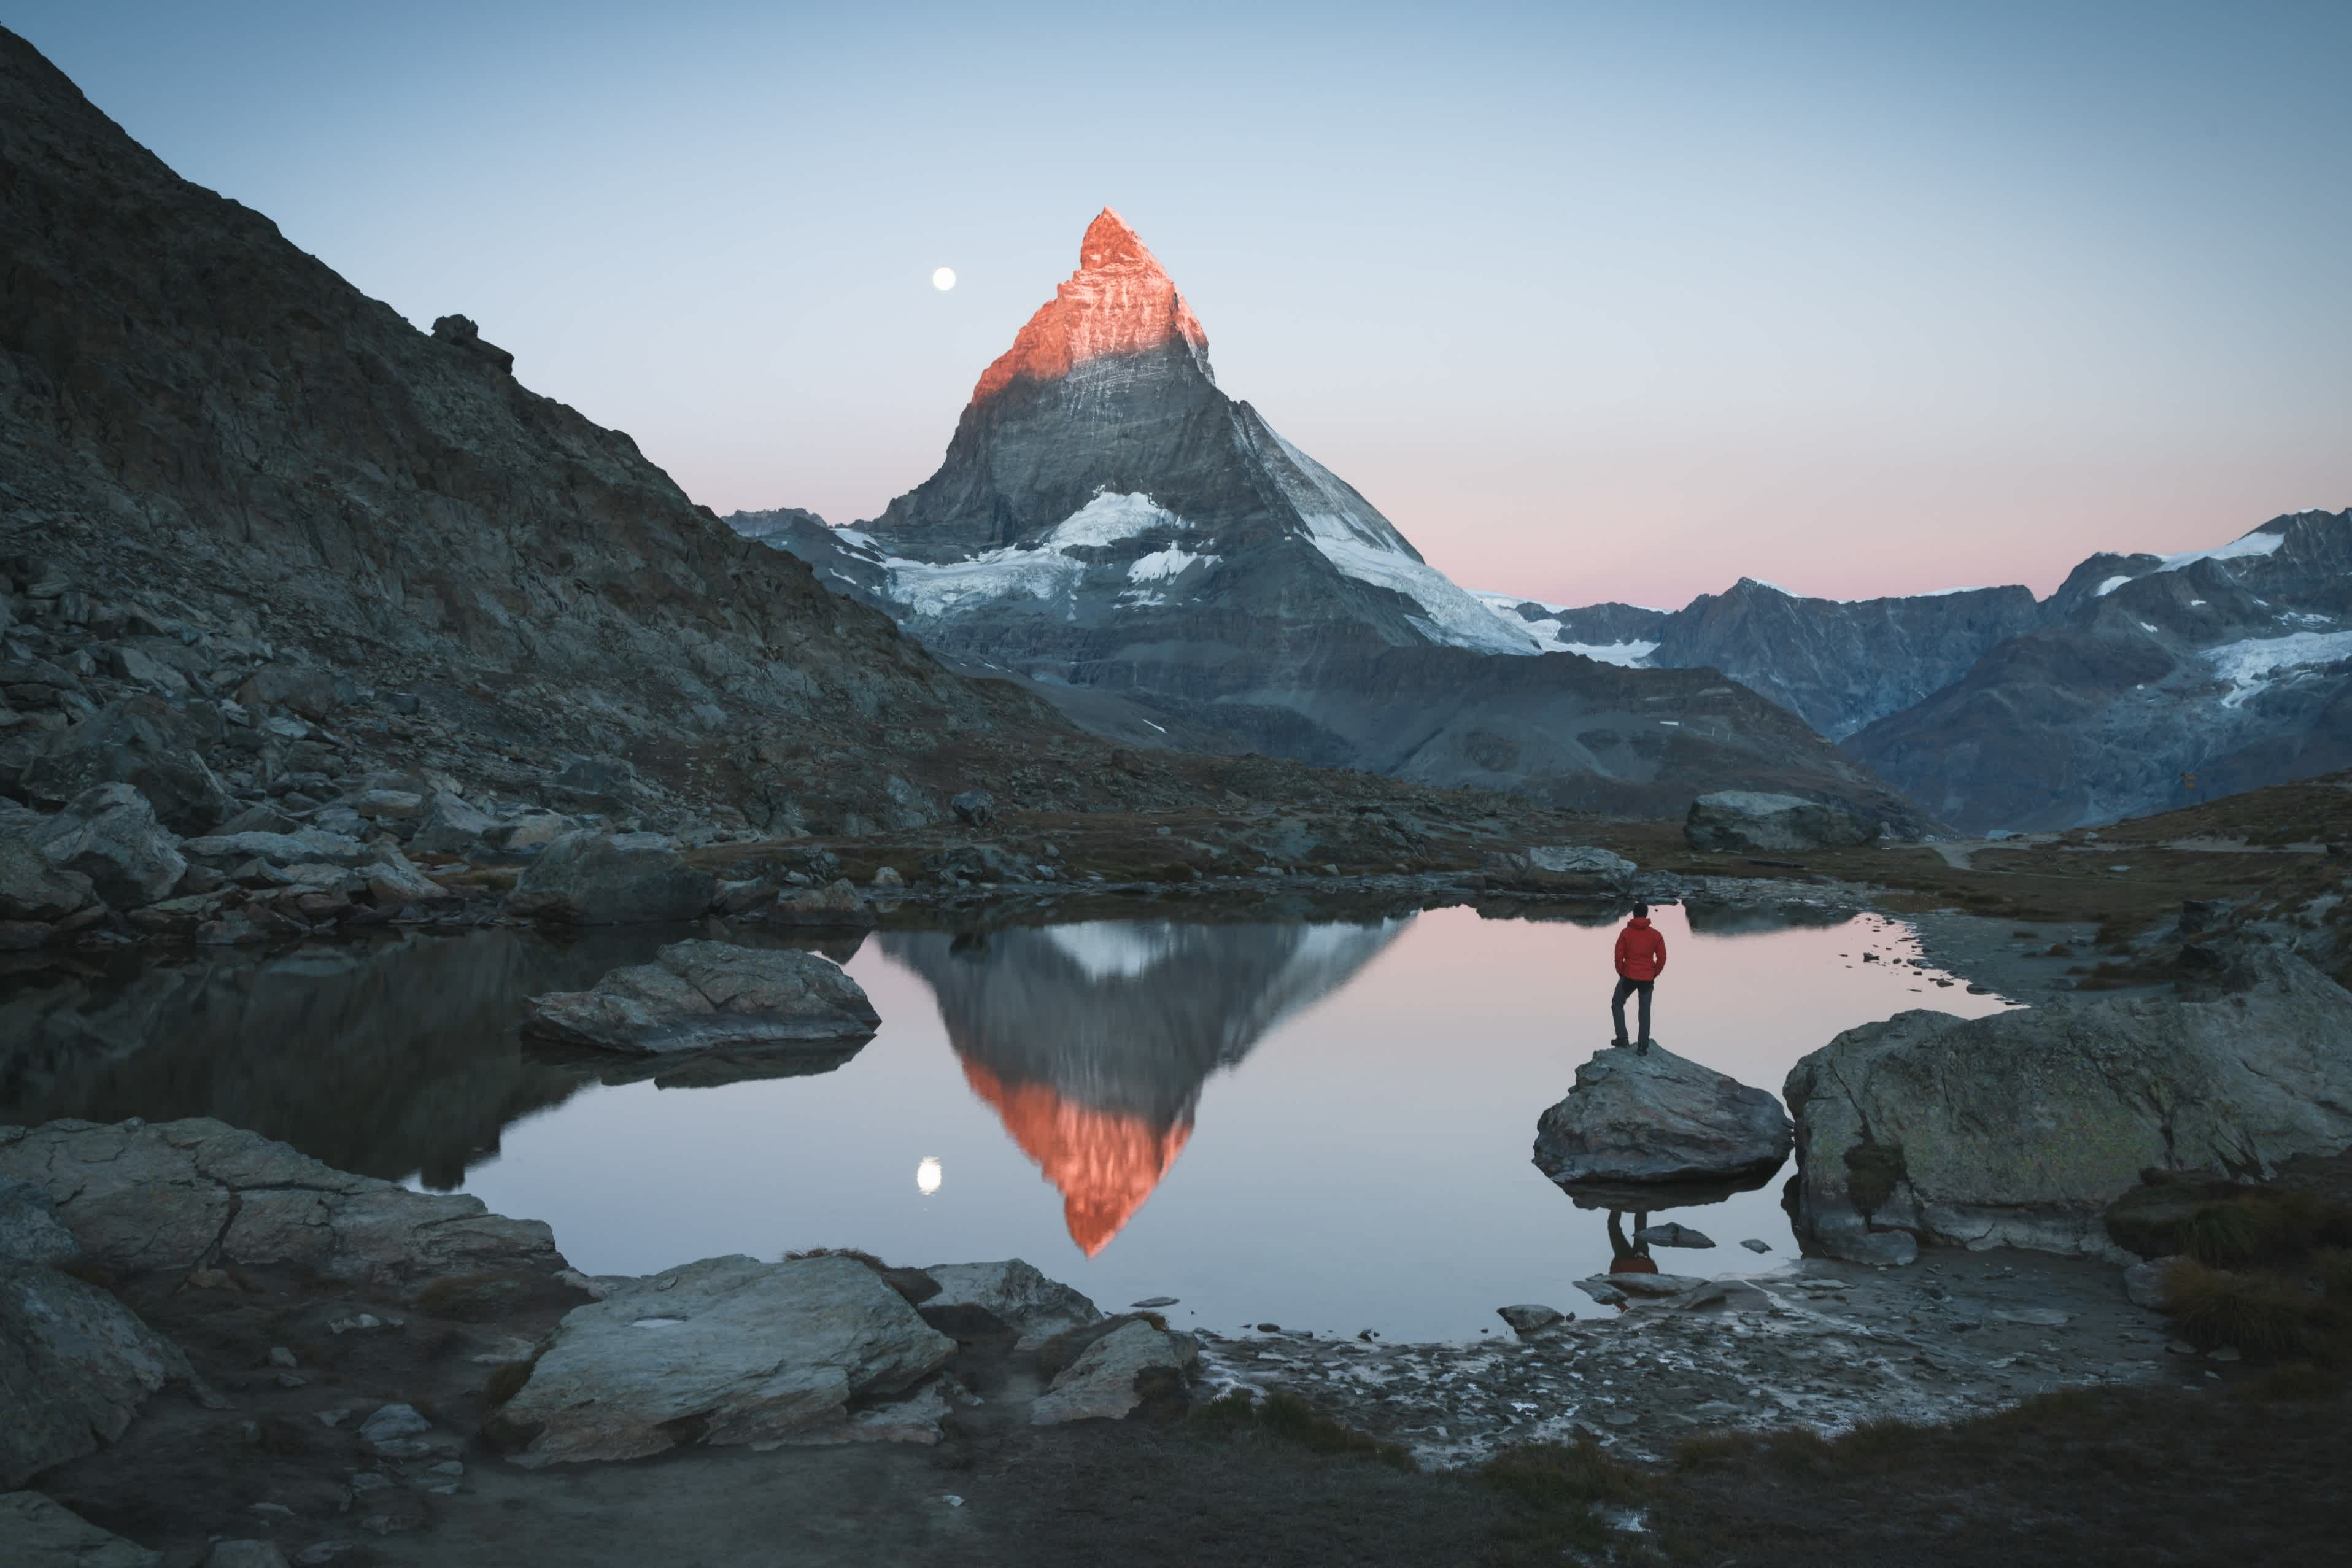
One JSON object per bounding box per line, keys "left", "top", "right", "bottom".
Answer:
{"left": 1, "top": 1262, "right": 203, "bottom": 1488}
{"left": 0, "top": 1119, "right": 561, "bottom": 1286}
{"left": 1031, "top": 1320, "right": 1196, "bottom": 1425}
{"left": 522, "top": 940, "right": 879, "bottom": 1054}
{"left": 1, "top": 1490, "right": 161, "bottom": 1567}
{"left": 1784, "top": 949, "right": 2352, "bottom": 1259}
{"left": 502, "top": 1254, "right": 957, "bottom": 1466}
{"left": 1579, "top": 1272, "right": 1711, "bottom": 1299}
{"left": 1534, "top": 1043, "right": 1793, "bottom": 1188}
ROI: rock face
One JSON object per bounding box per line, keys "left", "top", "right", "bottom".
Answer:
{"left": 1029, "top": 1319, "right": 1197, "bottom": 1426}
{"left": 1782, "top": 951, "right": 2352, "bottom": 1261}
{"left": 1533, "top": 1045, "right": 1793, "bottom": 1190}
{"left": 733, "top": 209, "right": 1925, "bottom": 829}
{"left": 522, "top": 940, "right": 880, "bottom": 1054}
{"left": 1845, "top": 511, "right": 2352, "bottom": 832}
{"left": 505, "top": 832, "right": 716, "bottom": 925}
{"left": 0, "top": 838, "right": 93, "bottom": 922}
{"left": 1, "top": 1261, "right": 204, "bottom": 1488}
{"left": 0, "top": 1175, "right": 77, "bottom": 1265}
{"left": 17, "top": 697, "right": 231, "bottom": 833}
{"left": 500, "top": 1254, "right": 957, "bottom": 1465}
{"left": 0, "top": 1118, "right": 562, "bottom": 1286}
{"left": 0, "top": 1491, "right": 161, "bottom": 1567}
{"left": 1684, "top": 790, "right": 1881, "bottom": 853}
{"left": 921, "top": 1258, "right": 1102, "bottom": 1351}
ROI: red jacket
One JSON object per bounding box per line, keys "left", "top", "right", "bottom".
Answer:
{"left": 1614, "top": 917, "right": 1666, "bottom": 981}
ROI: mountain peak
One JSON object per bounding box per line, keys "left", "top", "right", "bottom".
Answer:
{"left": 970, "top": 207, "right": 1210, "bottom": 405}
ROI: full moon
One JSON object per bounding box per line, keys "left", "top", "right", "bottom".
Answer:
{"left": 916, "top": 1156, "right": 943, "bottom": 1195}
{"left": 931, "top": 267, "right": 956, "bottom": 292}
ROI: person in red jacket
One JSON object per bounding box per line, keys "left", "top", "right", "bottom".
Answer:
{"left": 1612, "top": 903, "right": 1666, "bottom": 1052}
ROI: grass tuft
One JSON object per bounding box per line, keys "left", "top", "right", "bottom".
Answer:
{"left": 1191, "top": 1389, "right": 1417, "bottom": 1472}
{"left": 2162, "top": 1260, "right": 2317, "bottom": 1357}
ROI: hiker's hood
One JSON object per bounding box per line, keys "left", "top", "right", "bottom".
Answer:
{"left": 1625, "top": 916, "right": 1653, "bottom": 929}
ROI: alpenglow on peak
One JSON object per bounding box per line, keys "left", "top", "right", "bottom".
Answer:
{"left": 969, "top": 207, "right": 1213, "bottom": 405}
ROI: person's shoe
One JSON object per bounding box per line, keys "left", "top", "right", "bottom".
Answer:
{"left": 1636, "top": 1038, "right": 1655, "bottom": 1055}
{"left": 1610, "top": 1038, "right": 1631, "bottom": 1049}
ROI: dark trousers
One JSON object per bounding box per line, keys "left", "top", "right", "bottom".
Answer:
{"left": 1611, "top": 978, "right": 1655, "bottom": 1043}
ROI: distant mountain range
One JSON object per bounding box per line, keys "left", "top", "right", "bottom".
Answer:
{"left": 733, "top": 210, "right": 1923, "bottom": 830}
{"left": 1481, "top": 509, "right": 2350, "bottom": 830}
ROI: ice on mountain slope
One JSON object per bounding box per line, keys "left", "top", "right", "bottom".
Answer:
{"left": 882, "top": 492, "right": 1191, "bottom": 619}
{"left": 1243, "top": 425, "right": 1541, "bottom": 656}
{"left": 2095, "top": 527, "right": 2289, "bottom": 595}
{"left": 2205, "top": 629, "right": 2352, "bottom": 709}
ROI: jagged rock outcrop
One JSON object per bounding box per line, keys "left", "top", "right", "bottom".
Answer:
{"left": 733, "top": 210, "right": 1926, "bottom": 827}
{"left": 522, "top": 940, "right": 879, "bottom": 1054}
{"left": 1029, "top": 1319, "right": 1197, "bottom": 1425}
{"left": 1, "top": 1259, "right": 208, "bottom": 1488}
{"left": 1533, "top": 1044, "right": 1793, "bottom": 1189}
{"left": 1782, "top": 951, "right": 2352, "bottom": 1260}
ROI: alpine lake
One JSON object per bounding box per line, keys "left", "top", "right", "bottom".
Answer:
{"left": 1, "top": 899, "right": 2017, "bottom": 1342}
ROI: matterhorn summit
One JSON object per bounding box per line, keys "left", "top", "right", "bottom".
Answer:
{"left": 736, "top": 210, "right": 1917, "bottom": 825}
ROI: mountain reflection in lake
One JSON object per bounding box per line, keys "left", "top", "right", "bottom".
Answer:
{"left": 883, "top": 921, "right": 1406, "bottom": 1254}
{"left": 0, "top": 905, "right": 2011, "bottom": 1340}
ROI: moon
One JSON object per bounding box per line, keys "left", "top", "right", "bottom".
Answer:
{"left": 931, "top": 267, "right": 956, "bottom": 292}
{"left": 916, "top": 1156, "right": 943, "bottom": 1195}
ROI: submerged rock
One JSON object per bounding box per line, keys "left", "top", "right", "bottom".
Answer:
{"left": 1579, "top": 1272, "right": 1709, "bottom": 1299}
{"left": 1533, "top": 1043, "right": 1793, "bottom": 1189}
{"left": 0, "top": 1119, "right": 561, "bottom": 1286}
{"left": 1684, "top": 790, "right": 1879, "bottom": 853}
{"left": 500, "top": 1254, "right": 956, "bottom": 1465}
{"left": 1782, "top": 951, "right": 2352, "bottom": 1261}
{"left": 505, "top": 830, "right": 716, "bottom": 925}
{"left": 1495, "top": 1303, "right": 1565, "bottom": 1335}
{"left": 522, "top": 940, "right": 880, "bottom": 1055}
{"left": 1029, "top": 1319, "right": 1196, "bottom": 1425}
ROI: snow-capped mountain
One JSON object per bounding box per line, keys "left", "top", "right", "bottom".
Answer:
{"left": 1847, "top": 509, "right": 2352, "bottom": 832}
{"left": 735, "top": 210, "right": 1919, "bottom": 827}
{"left": 1481, "top": 509, "right": 2352, "bottom": 831}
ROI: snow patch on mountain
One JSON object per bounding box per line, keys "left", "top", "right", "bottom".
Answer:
{"left": 1129, "top": 546, "right": 1213, "bottom": 582}
{"left": 2097, "top": 527, "right": 2289, "bottom": 595}
{"left": 2206, "top": 629, "right": 2352, "bottom": 709}
{"left": 881, "top": 492, "right": 1190, "bottom": 618}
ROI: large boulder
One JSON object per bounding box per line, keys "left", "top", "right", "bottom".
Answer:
{"left": 1782, "top": 951, "right": 2352, "bottom": 1261}
{"left": 522, "top": 941, "right": 880, "bottom": 1054}
{"left": 17, "top": 698, "right": 231, "bottom": 833}
{"left": 1684, "top": 791, "right": 1879, "bottom": 854}
{"left": 179, "top": 827, "right": 374, "bottom": 870}
{"left": 234, "top": 661, "right": 340, "bottom": 719}
{"left": 505, "top": 831, "right": 716, "bottom": 925}
{"left": 920, "top": 1259, "right": 1102, "bottom": 1350}
{"left": 500, "top": 1254, "right": 957, "bottom": 1465}
{"left": 1029, "top": 1320, "right": 1196, "bottom": 1425}
{"left": 26, "top": 784, "right": 185, "bottom": 909}
{"left": 0, "top": 1119, "right": 562, "bottom": 1287}
{"left": 406, "top": 790, "right": 501, "bottom": 856}
{"left": 0, "top": 1491, "right": 161, "bottom": 1567}
{"left": 0, "top": 1176, "right": 78, "bottom": 1267}
{"left": 772, "top": 878, "right": 876, "bottom": 925}
{"left": 1533, "top": 1044, "right": 1793, "bottom": 1189}
{"left": 0, "top": 837, "right": 94, "bottom": 922}
{"left": 1, "top": 1262, "right": 206, "bottom": 1488}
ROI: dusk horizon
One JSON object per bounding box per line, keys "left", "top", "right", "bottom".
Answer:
{"left": 12, "top": 1, "right": 2346, "bottom": 608}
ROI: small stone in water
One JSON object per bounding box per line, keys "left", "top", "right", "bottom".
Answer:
{"left": 1131, "top": 1297, "right": 1178, "bottom": 1309}
{"left": 1740, "top": 1238, "right": 1772, "bottom": 1253}
{"left": 1255, "top": 1323, "right": 1281, "bottom": 1332}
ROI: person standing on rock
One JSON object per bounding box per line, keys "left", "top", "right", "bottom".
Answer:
{"left": 1611, "top": 903, "right": 1666, "bottom": 1052}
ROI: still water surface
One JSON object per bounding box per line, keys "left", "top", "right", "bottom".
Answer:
{"left": 0, "top": 904, "right": 2010, "bottom": 1340}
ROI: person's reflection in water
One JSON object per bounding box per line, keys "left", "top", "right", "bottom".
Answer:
{"left": 1606, "top": 1209, "right": 1657, "bottom": 1272}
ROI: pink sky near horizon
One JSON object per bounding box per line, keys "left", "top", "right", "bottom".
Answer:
{"left": 17, "top": 2, "right": 2347, "bottom": 611}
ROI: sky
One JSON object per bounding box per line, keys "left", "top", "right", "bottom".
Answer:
{"left": 12, "top": 1, "right": 2350, "bottom": 608}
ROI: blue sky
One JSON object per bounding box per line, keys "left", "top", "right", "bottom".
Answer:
{"left": 12, "top": 1, "right": 2349, "bottom": 604}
